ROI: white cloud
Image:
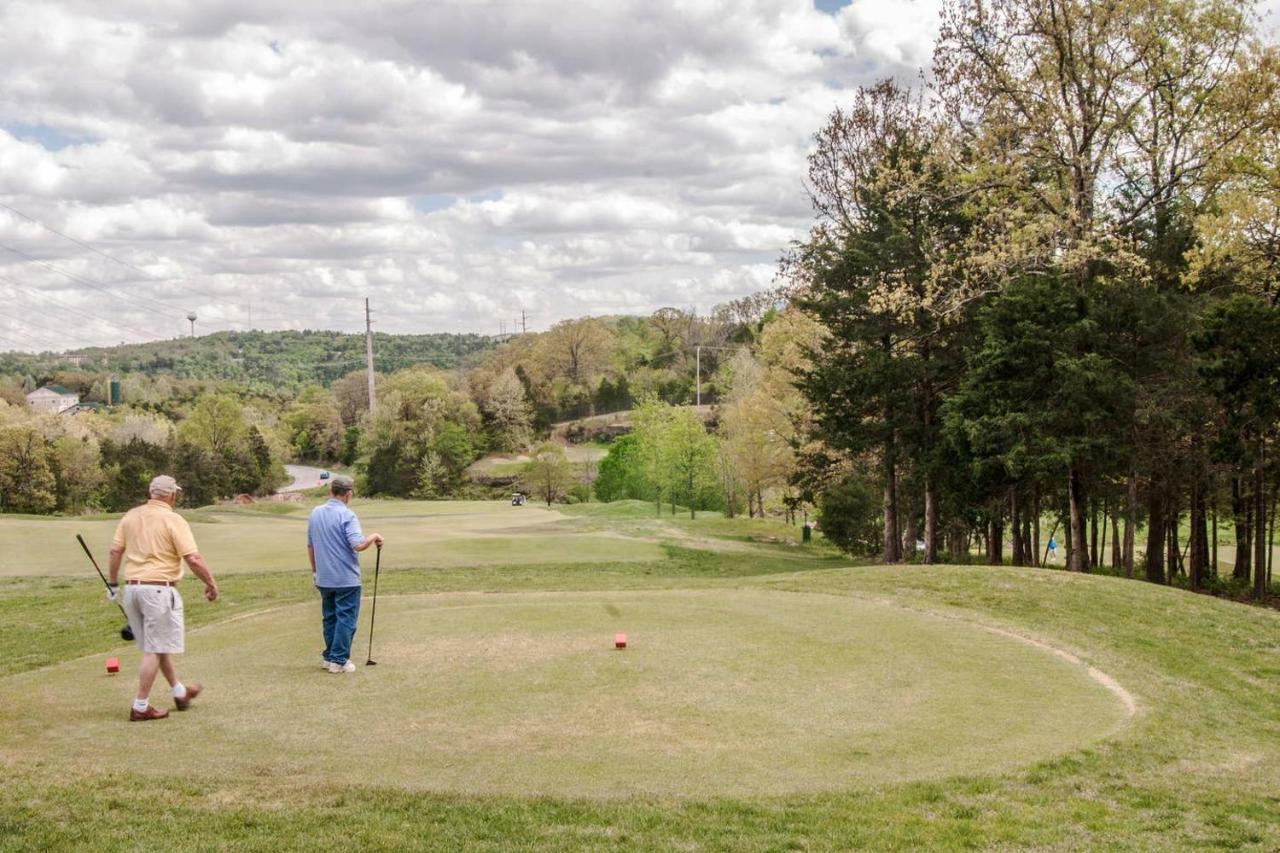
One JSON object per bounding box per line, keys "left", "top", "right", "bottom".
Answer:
{"left": 0, "top": 0, "right": 941, "bottom": 349}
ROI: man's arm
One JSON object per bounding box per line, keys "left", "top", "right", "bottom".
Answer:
{"left": 308, "top": 544, "right": 316, "bottom": 577}
{"left": 344, "top": 512, "right": 383, "bottom": 552}
{"left": 108, "top": 546, "right": 124, "bottom": 585}
{"left": 184, "top": 553, "right": 219, "bottom": 602}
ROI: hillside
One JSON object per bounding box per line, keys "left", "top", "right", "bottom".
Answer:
{"left": 0, "top": 329, "right": 496, "bottom": 391}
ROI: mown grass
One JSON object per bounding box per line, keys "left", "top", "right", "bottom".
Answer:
{"left": 2, "top": 504, "right": 1278, "bottom": 850}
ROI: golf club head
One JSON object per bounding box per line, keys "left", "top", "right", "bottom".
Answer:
{"left": 365, "top": 659, "right": 377, "bottom": 666}
{"left": 120, "top": 624, "right": 135, "bottom": 641}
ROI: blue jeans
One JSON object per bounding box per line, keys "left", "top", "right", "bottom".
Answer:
{"left": 319, "top": 586, "right": 362, "bottom": 664}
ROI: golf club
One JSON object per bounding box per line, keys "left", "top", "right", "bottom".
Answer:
{"left": 77, "top": 534, "right": 134, "bottom": 642}
{"left": 365, "top": 542, "right": 382, "bottom": 666}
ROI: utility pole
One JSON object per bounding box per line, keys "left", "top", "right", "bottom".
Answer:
{"left": 365, "top": 298, "right": 376, "bottom": 411}
{"left": 521, "top": 309, "right": 527, "bottom": 334}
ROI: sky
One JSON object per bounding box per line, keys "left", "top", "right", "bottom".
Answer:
{"left": 0, "top": 0, "right": 1264, "bottom": 350}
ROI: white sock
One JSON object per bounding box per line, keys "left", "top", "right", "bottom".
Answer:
{"left": 172, "top": 682, "right": 187, "bottom": 699}
{"left": 132, "top": 698, "right": 149, "bottom": 712}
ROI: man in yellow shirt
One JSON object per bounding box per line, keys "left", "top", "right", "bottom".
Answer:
{"left": 108, "top": 475, "right": 219, "bottom": 721}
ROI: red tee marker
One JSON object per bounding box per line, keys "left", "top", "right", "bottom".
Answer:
{"left": 106, "top": 657, "right": 120, "bottom": 674}
{"left": 614, "top": 633, "right": 627, "bottom": 649}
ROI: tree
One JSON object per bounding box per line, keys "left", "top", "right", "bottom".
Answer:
{"left": 282, "top": 386, "right": 344, "bottom": 462}
{"left": 538, "top": 318, "right": 615, "bottom": 388}
{"left": 49, "top": 433, "right": 104, "bottom": 513}
{"left": 0, "top": 426, "right": 56, "bottom": 513}
{"left": 100, "top": 436, "right": 170, "bottom": 512}
{"left": 483, "top": 367, "right": 533, "bottom": 452}
{"left": 178, "top": 395, "right": 248, "bottom": 459}
{"left": 630, "top": 396, "right": 677, "bottom": 515}
{"left": 934, "top": 0, "right": 1263, "bottom": 570}
{"left": 1193, "top": 295, "right": 1280, "bottom": 598}
{"left": 662, "top": 406, "right": 719, "bottom": 519}
{"left": 356, "top": 367, "right": 483, "bottom": 498}
{"left": 794, "top": 79, "right": 971, "bottom": 563}
{"left": 522, "top": 442, "right": 574, "bottom": 507}
{"left": 594, "top": 434, "right": 649, "bottom": 502}
{"left": 331, "top": 369, "right": 380, "bottom": 427}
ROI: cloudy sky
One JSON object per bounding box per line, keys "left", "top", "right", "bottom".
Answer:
{"left": 0, "top": 0, "right": 1207, "bottom": 349}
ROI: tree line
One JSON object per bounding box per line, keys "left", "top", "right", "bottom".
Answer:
{"left": 788, "top": 0, "right": 1280, "bottom": 600}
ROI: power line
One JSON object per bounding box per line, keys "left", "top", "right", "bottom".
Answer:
{"left": 0, "top": 201, "right": 255, "bottom": 328}
{"left": 0, "top": 242, "right": 194, "bottom": 327}
{"left": 0, "top": 271, "right": 161, "bottom": 341}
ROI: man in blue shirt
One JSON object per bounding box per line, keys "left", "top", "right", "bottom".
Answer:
{"left": 307, "top": 475, "right": 383, "bottom": 673}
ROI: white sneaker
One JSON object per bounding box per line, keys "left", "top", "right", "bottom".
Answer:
{"left": 321, "top": 658, "right": 330, "bottom": 670}
{"left": 327, "top": 660, "right": 356, "bottom": 673}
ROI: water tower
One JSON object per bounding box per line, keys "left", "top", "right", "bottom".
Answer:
{"left": 187, "top": 312, "right": 197, "bottom": 338}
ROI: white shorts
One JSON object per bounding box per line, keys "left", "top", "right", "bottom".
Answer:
{"left": 122, "top": 584, "right": 185, "bottom": 654}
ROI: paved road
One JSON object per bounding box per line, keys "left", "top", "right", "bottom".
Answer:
{"left": 279, "top": 464, "right": 328, "bottom": 493}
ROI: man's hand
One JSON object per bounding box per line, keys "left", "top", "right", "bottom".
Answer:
{"left": 370, "top": 533, "right": 384, "bottom": 547}
{"left": 204, "top": 581, "right": 219, "bottom": 602}
{"left": 105, "top": 583, "right": 119, "bottom": 603}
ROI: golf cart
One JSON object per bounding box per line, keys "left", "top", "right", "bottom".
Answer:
{"left": 320, "top": 471, "right": 331, "bottom": 480}
{"left": 511, "top": 492, "right": 527, "bottom": 506}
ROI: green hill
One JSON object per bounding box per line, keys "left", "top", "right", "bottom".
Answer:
{"left": 0, "top": 329, "right": 496, "bottom": 392}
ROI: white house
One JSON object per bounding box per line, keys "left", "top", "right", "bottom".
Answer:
{"left": 26, "top": 385, "right": 80, "bottom": 414}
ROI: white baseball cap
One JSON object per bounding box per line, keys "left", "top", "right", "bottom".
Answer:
{"left": 149, "top": 475, "right": 183, "bottom": 496}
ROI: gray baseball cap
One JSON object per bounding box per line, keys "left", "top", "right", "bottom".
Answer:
{"left": 330, "top": 475, "right": 355, "bottom": 494}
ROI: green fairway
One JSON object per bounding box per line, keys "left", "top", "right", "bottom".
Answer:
{"left": 0, "top": 500, "right": 665, "bottom": 577}
{"left": 0, "top": 589, "right": 1127, "bottom": 798}
{"left": 1, "top": 500, "right": 1277, "bottom": 849}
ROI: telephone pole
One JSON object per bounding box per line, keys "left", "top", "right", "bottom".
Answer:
{"left": 521, "top": 309, "right": 527, "bottom": 334}
{"left": 365, "top": 298, "right": 376, "bottom": 411}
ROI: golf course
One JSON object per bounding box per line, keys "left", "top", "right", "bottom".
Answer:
{"left": 1, "top": 498, "right": 1277, "bottom": 850}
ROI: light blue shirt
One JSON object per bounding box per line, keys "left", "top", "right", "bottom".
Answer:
{"left": 307, "top": 499, "right": 364, "bottom": 588}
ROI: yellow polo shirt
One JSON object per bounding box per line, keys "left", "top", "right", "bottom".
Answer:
{"left": 111, "top": 500, "right": 199, "bottom": 582}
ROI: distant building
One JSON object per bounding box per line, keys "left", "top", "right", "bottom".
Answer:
{"left": 26, "top": 385, "right": 80, "bottom": 414}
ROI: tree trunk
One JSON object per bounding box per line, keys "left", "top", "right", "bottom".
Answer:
{"left": 1167, "top": 506, "right": 1181, "bottom": 582}
{"left": 1211, "top": 500, "right": 1218, "bottom": 577}
{"left": 1123, "top": 471, "right": 1137, "bottom": 578}
{"left": 1010, "top": 489, "right": 1024, "bottom": 566}
{"left": 902, "top": 504, "right": 919, "bottom": 563}
{"left": 1111, "top": 512, "right": 1121, "bottom": 571}
{"left": 988, "top": 514, "right": 1003, "bottom": 566}
{"left": 1233, "top": 475, "right": 1251, "bottom": 580}
{"left": 1097, "top": 498, "right": 1107, "bottom": 571}
{"left": 1254, "top": 447, "right": 1267, "bottom": 600}
{"left": 882, "top": 440, "right": 901, "bottom": 564}
{"left": 1145, "top": 490, "right": 1165, "bottom": 583}
{"left": 923, "top": 473, "right": 938, "bottom": 565}
{"left": 1068, "top": 466, "right": 1088, "bottom": 572}
{"left": 1033, "top": 486, "right": 1042, "bottom": 568}
{"left": 1268, "top": 479, "right": 1277, "bottom": 591}
{"left": 1089, "top": 499, "right": 1099, "bottom": 569}
{"left": 1189, "top": 478, "right": 1204, "bottom": 591}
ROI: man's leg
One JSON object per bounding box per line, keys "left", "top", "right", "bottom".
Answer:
{"left": 136, "top": 652, "right": 160, "bottom": 702}
{"left": 320, "top": 588, "right": 337, "bottom": 663}
{"left": 330, "top": 586, "right": 362, "bottom": 664}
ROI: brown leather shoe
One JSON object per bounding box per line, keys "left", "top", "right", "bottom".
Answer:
{"left": 129, "top": 705, "right": 169, "bottom": 721}
{"left": 174, "top": 682, "right": 202, "bottom": 711}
